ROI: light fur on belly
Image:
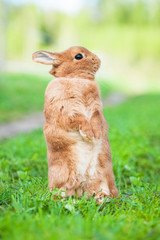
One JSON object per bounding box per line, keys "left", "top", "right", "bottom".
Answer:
{"left": 70, "top": 132, "right": 102, "bottom": 181}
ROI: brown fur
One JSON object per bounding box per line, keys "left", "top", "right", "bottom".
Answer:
{"left": 32, "top": 46, "right": 119, "bottom": 200}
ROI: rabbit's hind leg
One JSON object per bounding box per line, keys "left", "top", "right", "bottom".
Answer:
{"left": 98, "top": 155, "right": 119, "bottom": 198}
{"left": 48, "top": 161, "right": 69, "bottom": 190}
{"left": 48, "top": 151, "right": 78, "bottom": 198}
{"left": 94, "top": 192, "right": 110, "bottom": 204}
{"left": 86, "top": 177, "right": 110, "bottom": 197}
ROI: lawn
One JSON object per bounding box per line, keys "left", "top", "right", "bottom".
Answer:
{"left": 0, "top": 94, "right": 160, "bottom": 240}
{"left": 0, "top": 73, "right": 112, "bottom": 123}
{"left": 0, "top": 73, "right": 50, "bottom": 123}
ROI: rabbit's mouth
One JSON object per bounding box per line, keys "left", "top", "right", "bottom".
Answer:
{"left": 81, "top": 70, "right": 95, "bottom": 76}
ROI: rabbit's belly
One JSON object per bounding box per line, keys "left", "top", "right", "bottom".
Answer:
{"left": 75, "top": 137, "right": 102, "bottom": 181}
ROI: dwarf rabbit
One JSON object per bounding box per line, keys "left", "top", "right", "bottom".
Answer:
{"left": 32, "top": 46, "right": 119, "bottom": 201}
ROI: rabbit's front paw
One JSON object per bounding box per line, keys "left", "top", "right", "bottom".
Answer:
{"left": 92, "top": 127, "right": 102, "bottom": 140}
{"left": 89, "top": 125, "right": 102, "bottom": 140}
{"left": 79, "top": 123, "right": 94, "bottom": 141}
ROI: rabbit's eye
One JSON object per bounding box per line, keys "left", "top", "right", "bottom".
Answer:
{"left": 75, "top": 53, "right": 83, "bottom": 60}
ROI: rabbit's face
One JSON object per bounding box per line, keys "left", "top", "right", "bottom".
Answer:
{"left": 32, "top": 46, "right": 101, "bottom": 80}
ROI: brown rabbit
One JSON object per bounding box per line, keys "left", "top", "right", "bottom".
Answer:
{"left": 32, "top": 46, "right": 119, "bottom": 201}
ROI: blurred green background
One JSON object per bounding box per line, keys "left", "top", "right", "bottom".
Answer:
{"left": 1, "top": 0, "right": 160, "bottom": 92}
{"left": 1, "top": 0, "right": 160, "bottom": 123}
{"left": 0, "top": 0, "right": 160, "bottom": 124}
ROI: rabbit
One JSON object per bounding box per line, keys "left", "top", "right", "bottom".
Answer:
{"left": 32, "top": 46, "right": 119, "bottom": 202}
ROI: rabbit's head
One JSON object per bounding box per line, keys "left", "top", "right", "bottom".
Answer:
{"left": 32, "top": 46, "right": 101, "bottom": 80}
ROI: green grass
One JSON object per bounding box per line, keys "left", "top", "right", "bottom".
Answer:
{"left": 0, "top": 73, "right": 50, "bottom": 123}
{"left": 0, "top": 94, "right": 160, "bottom": 240}
{"left": 0, "top": 73, "right": 112, "bottom": 123}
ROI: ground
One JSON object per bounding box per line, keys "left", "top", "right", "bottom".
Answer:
{"left": 0, "top": 92, "right": 160, "bottom": 240}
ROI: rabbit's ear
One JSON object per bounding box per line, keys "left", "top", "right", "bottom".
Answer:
{"left": 32, "top": 51, "right": 59, "bottom": 65}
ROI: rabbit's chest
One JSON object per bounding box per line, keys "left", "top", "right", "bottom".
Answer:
{"left": 63, "top": 89, "right": 97, "bottom": 120}
{"left": 55, "top": 94, "right": 96, "bottom": 122}
{"left": 72, "top": 103, "right": 93, "bottom": 121}
{"left": 47, "top": 79, "right": 100, "bottom": 119}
